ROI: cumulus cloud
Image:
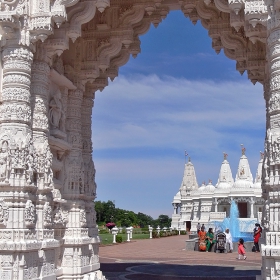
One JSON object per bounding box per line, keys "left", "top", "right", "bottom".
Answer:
{"left": 92, "top": 74, "right": 264, "bottom": 150}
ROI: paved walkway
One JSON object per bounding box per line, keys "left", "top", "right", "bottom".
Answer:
{"left": 99, "top": 235, "right": 262, "bottom": 280}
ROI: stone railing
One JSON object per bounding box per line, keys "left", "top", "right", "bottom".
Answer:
{"left": 209, "top": 212, "right": 226, "bottom": 220}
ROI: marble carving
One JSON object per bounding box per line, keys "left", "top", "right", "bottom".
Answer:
{"left": 0, "top": 0, "right": 277, "bottom": 279}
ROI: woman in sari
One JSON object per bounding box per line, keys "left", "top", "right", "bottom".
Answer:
{"left": 206, "top": 228, "right": 216, "bottom": 252}
{"left": 198, "top": 227, "right": 207, "bottom": 251}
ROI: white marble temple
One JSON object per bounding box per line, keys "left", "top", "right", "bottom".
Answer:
{"left": 171, "top": 149, "right": 264, "bottom": 232}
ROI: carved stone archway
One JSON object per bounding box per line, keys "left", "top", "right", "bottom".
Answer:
{"left": 0, "top": 0, "right": 276, "bottom": 279}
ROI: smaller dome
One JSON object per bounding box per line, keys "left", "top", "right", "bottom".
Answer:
{"left": 172, "top": 191, "right": 181, "bottom": 203}
{"left": 233, "top": 179, "right": 253, "bottom": 188}
{"left": 216, "top": 182, "right": 231, "bottom": 189}
{"left": 198, "top": 182, "right": 206, "bottom": 192}
{"left": 204, "top": 181, "right": 216, "bottom": 192}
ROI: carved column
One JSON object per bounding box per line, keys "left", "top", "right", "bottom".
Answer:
{"left": 214, "top": 198, "right": 218, "bottom": 212}
{"left": 81, "top": 87, "right": 96, "bottom": 229}
{"left": 58, "top": 87, "right": 100, "bottom": 278}
{"left": 81, "top": 86, "right": 100, "bottom": 272}
{"left": 58, "top": 88, "right": 84, "bottom": 277}
{"left": 0, "top": 46, "right": 36, "bottom": 279}
{"left": 31, "top": 50, "right": 60, "bottom": 279}
{"left": 172, "top": 203, "right": 177, "bottom": 214}
{"left": 250, "top": 197, "right": 255, "bottom": 218}
{"left": 260, "top": 5, "right": 280, "bottom": 278}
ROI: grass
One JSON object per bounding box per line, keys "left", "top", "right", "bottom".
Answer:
{"left": 99, "top": 233, "right": 150, "bottom": 245}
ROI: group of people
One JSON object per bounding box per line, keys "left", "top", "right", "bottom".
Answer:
{"left": 196, "top": 222, "right": 262, "bottom": 259}
{"left": 197, "top": 223, "right": 217, "bottom": 252}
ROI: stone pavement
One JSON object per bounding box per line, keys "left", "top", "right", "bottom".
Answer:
{"left": 99, "top": 235, "right": 261, "bottom": 280}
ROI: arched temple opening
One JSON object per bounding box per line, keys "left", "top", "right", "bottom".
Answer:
{"left": 0, "top": 0, "right": 277, "bottom": 279}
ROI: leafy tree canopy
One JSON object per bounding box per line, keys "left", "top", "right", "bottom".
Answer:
{"left": 95, "top": 200, "right": 171, "bottom": 228}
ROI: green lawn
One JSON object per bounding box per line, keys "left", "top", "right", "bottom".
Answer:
{"left": 99, "top": 233, "right": 150, "bottom": 245}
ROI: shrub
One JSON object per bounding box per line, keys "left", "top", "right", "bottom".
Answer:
{"left": 116, "top": 235, "right": 122, "bottom": 243}
{"left": 152, "top": 231, "right": 158, "bottom": 238}
{"left": 181, "top": 230, "right": 187, "bottom": 235}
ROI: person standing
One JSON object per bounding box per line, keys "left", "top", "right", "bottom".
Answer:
{"left": 253, "top": 223, "right": 262, "bottom": 253}
{"left": 201, "top": 224, "right": 205, "bottom": 231}
{"left": 198, "top": 227, "right": 207, "bottom": 251}
{"left": 205, "top": 228, "right": 216, "bottom": 252}
{"left": 224, "top": 228, "right": 233, "bottom": 253}
{"left": 197, "top": 223, "right": 201, "bottom": 234}
{"left": 237, "top": 238, "right": 247, "bottom": 260}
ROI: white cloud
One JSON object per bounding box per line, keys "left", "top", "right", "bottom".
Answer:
{"left": 92, "top": 74, "right": 264, "bottom": 151}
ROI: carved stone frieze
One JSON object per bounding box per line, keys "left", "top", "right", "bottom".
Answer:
{"left": 0, "top": 199, "right": 9, "bottom": 226}
{"left": 25, "top": 200, "right": 36, "bottom": 227}
{"left": 43, "top": 202, "right": 53, "bottom": 227}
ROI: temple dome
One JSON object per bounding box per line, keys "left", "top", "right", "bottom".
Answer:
{"left": 198, "top": 182, "right": 206, "bottom": 192}
{"left": 172, "top": 191, "right": 181, "bottom": 204}
{"left": 216, "top": 153, "right": 234, "bottom": 189}
{"left": 204, "top": 180, "right": 216, "bottom": 192}
{"left": 233, "top": 146, "right": 254, "bottom": 188}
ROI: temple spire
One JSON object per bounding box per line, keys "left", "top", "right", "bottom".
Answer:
{"left": 241, "top": 144, "right": 246, "bottom": 155}
{"left": 234, "top": 146, "right": 253, "bottom": 188}
{"left": 180, "top": 157, "right": 198, "bottom": 191}
{"left": 254, "top": 151, "right": 264, "bottom": 188}
{"left": 184, "top": 150, "right": 188, "bottom": 164}
{"left": 216, "top": 152, "right": 234, "bottom": 188}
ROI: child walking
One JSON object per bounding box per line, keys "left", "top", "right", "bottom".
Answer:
{"left": 237, "top": 238, "right": 247, "bottom": 260}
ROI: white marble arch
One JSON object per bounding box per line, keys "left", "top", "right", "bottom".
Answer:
{"left": 0, "top": 0, "right": 276, "bottom": 279}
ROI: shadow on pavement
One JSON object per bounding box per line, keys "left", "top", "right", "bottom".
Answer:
{"left": 100, "top": 262, "right": 261, "bottom": 280}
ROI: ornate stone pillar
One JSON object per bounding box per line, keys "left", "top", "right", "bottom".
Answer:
{"left": 260, "top": 4, "right": 280, "bottom": 278}
{"left": 172, "top": 203, "right": 177, "bottom": 214}
{"left": 31, "top": 49, "right": 60, "bottom": 279}
{"left": 214, "top": 198, "right": 218, "bottom": 212}
{"left": 56, "top": 86, "right": 100, "bottom": 279}
{"left": 82, "top": 87, "right": 97, "bottom": 228}
{"left": 0, "top": 46, "right": 41, "bottom": 279}
{"left": 81, "top": 86, "right": 100, "bottom": 270}
{"left": 250, "top": 197, "right": 255, "bottom": 219}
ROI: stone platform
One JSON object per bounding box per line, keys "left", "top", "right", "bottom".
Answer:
{"left": 99, "top": 235, "right": 261, "bottom": 280}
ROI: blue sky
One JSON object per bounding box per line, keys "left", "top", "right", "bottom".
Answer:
{"left": 92, "top": 11, "right": 265, "bottom": 219}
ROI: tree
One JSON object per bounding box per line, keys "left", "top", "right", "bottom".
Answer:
{"left": 95, "top": 201, "right": 104, "bottom": 223}
{"left": 94, "top": 200, "right": 172, "bottom": 229}
{"left": 137, "top": 212, "right": 154, "bottom": 228}
{"left": 154, "top": 214, "right": 171, "bottom": 228}
{"left": 103, "top": 200, "right": 116, "bottom": 223}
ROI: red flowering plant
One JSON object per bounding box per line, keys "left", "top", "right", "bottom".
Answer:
{"left": 106, "top": 222, "right": 116, "bottom": 230}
